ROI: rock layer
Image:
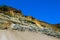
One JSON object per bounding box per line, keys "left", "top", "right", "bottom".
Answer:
{"left": 0, "top": 5, "right": 60, "bottom": 38}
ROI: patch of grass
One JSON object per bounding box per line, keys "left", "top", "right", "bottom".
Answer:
{"left": 27, "top": 21, "right": 35, "bottom": 24}
{"left": 57, "top": 26, "right": 60, "bottom": 29}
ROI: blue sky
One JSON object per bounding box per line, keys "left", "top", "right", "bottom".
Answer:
{"left": 0, "top": 0, "right": 60, "bottom": 24}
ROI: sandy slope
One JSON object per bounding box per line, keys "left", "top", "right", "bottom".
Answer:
{"left": 0, "top": 30, "right": 59, "bottom": 40}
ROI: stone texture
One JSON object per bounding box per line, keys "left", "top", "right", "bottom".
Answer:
{"left": 0, "top": 5, "right": 60, "bottom": 39}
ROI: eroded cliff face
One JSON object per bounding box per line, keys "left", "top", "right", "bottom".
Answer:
{"left": 0, "top": 5, "right": 60, "bottom": 38}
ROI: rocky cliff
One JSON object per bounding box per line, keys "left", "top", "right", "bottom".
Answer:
{"left": 0, "top": 5, "right": 60, "bottom": 38}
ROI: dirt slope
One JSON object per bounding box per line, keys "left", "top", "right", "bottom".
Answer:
{"left": 0, "top": 30, "right": 59, "bottom": 40}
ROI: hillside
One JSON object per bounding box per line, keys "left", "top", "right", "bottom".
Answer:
{"left": 0, "top": 5, "right": 60, "bottom": 39}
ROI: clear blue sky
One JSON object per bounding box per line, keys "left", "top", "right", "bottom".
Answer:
{"left": 0, "top": 0, "right": 60, "bottom": 24}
